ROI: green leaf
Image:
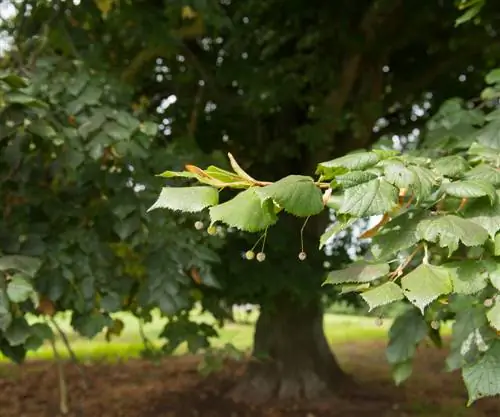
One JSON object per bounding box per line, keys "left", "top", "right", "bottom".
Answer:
{"left": 371, "top": 210, "right": 426, "bottom": 259}
{"left": 78, "top": 111, "right": 107, "bottom": 139}
{"left": 72, "top": 312, "right": 112, "bottom": 339}
{"left": 325, "top": 262, "right": 390, "bottom": 285}
{"left": 495, "top": 233, "right": 500, "bottom": 257}
{"left": 442, "top": 180, "right": 497, "bottom": 204}
{"left": 416, "top": 215, "right": 489, "bottom": 255}
{"left": 339, "top": 179, "right": 398, "bottom": 217}
{"left": 0, "top": 290, "right": 12, "bottom": 332}
{"left": 447, "top": 306, "right": 491, "bottom": 371}
{"left": 27, "top": 120, "right": 57, "bottom": 139}
{"left": 319, "top": 218, "right": 356, "bottom": 249}
{"left": 334, "top": 171, "right": 378, "bottom": 188}
{"left": 256, "top": 175, "right": 323, "bottom": 217}
{"left": 0, "top": 71, "right": 28, "bottom": 88}
{"left": 476, "top": 119, "right": 500, "bottom": 149}
{"left": 464, "top": 194, "right": 500, "bottom": 238}
{"left": 443, "top": 260, "right": 489, "bottom": 295}
{"left": 408, "top": 166, "right": 438, "bottom": 201}
{"left": 316, "top": 152, "right": 379, "bottom": 178}
{"left": 4, "top": 318, "right": 31, "bottom": 346}
{"left": 360, "top": 282, "right": 404, "bottom": 311}
{"left": 485, "top": 68, "right": 500, "bottom": 84}
{"left": 209, "top": 188, "right": 278, "bottom": 232}
{"left": 0, "top": 255, "right": 42, "bottom": 277}
{"left": 148, "top": 186, "right": 219, "bottom": 213}
{"left": 463, "top": 342, "right": 500, "bottom": 405}
{"left": 464, "top": 164, "right": 500, "bottom": 186}
{"left": 382, "top": 161, "right": 415, "bottom": 189}
{"left": 6, "top": 274, "right": 34, "bottom": 303}
{"left": 486, "top": 303, "right": 500, "bottom": 331}
{"left": 392, "top": 361, "right": 413, "bottom": 386}
{"left": 401, "top": 264, "right": 452, "bottom": 313}
{"left": 103, "top": 121, "right": 131, "bottom": 141}
{"left": 140, "top": 121, "right": 158, "bottom": 136}
{"left": 386, "top": 309, "right": 428, "bottom": 364}
{"left": 434, "top": 155, "right": 469, "bottom": 177}
{"left": 158, "top": 170, "right": 198, "bottom": 179}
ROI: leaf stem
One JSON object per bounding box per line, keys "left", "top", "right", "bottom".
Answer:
{"left": 423, "top": 243, "right": 430, "bottom": 264}
{"left": 300, "top": 216, "right": 310, "bottom": 253}
{"left": 390, "top": 244, "right": 423, "bottom": 280}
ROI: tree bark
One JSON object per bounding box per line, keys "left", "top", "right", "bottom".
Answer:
{"left": 228, "top": 294, "right": 349, "bottom": 404}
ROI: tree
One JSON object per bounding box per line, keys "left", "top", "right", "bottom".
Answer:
{"left": 150, "top": 67, "right": 500, "bottom": 403}
{"left": 5, "top": 0, "right": 500, "bottom": 404}
{"left": 0, "top": 55, "right": 220, "bottom": 361}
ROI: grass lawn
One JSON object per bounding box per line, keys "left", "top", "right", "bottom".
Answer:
{"left": 0, "top": 310, "right": 452, "bottom": 363}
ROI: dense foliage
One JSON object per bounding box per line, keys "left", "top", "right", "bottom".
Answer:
{"left": 0, "top": 58, "right": 221, "bottom": 362}
{"left": 151, "top": 68, "right": 500, "bottom": 403}
{"left": 1, "top": 0, "right": 500, "bottom": 406}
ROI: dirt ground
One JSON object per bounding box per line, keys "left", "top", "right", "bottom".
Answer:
{"left": 0, "top": 341, "right": 498, "bottom": 417}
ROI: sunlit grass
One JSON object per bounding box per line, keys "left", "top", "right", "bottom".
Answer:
{"left": 0, "top": 310, "right": 452, "bottom": 363}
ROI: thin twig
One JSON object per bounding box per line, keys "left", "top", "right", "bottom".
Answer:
{"left": 50, "top": 317, "right": 89, "bottom": 390}
{"left": 49, "top": 334, "right": 69, "bottom": 415}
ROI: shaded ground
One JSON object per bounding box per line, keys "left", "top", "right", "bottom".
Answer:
{"left": 0, "top": 341, "right": 498, "bottom": 417}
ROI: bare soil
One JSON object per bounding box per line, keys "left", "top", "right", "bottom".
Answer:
{"left": 0, "top": 341, "right": 498, "bottom": 417}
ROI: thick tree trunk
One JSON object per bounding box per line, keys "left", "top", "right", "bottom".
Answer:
{"left": 229, "top": 294, "right": 349, "bottom": 404}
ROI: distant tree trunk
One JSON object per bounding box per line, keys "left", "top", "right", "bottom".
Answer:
{"left": 229, "top": 293, "right": 349, "bottom": 403}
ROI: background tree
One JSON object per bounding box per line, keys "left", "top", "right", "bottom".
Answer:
{"left": 4, "top": 0, "right": 500, "bottom": 403}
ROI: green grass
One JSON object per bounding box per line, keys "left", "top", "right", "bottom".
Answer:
{"left": 0, "top": 310, "right": 452, "bottom": 363}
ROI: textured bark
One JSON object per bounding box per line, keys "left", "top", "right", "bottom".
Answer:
{"left": 229, "top": 295, "right": 348, "bottom": 404}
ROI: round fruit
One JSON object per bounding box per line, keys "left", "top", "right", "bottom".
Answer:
{"left": 298, "top": 251, "right": 307, "bottom": 261}
{"left": 194, "top": 221, "right": 204, "bottom": 230}
{"left": 245, "top": 250, "right": 255, "bottom": 260}
{"left": 256, "top": 252, "right": 266, "bottom": 262}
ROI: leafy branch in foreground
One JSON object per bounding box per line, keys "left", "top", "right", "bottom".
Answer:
{"left": 151, "top": 70, "right": 500, "bottom": 404}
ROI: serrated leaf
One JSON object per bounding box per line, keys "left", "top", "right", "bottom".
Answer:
{"left": 444, "top": 260, "right": 489, "bottom": 294}
{"left": 148, "top": 186, "right": 219, "bottom": 213}
{"left": 371, "top": 210, "right": 426, "bottom": 259}
{"left": 334, "top": 171, "right": 378, "bottom": 188}
{"left": 317, "top": 152, "right": 379, "bottom": 178}
{"left": 339, "top": 179, "right": 398, "bottom": 217}
{"left": 360, "top": 282, "right": 404, "bottom": 311}
{"left": 382, "top": 161, "right": 415, "bottom": 189}
{"left": 408, "top": 165, "right": 439, "bottom": 201}
{"left": 464, "top": 193, "right": 500, "bottom": 238}
{"left": 401, "top": 264, "right": 452, "bottom": 313}
{"left": 6, "top": 274, "right": 34, "bottom": 303}
{"left": 209, "top": 188, "right": 278, "bottom": 232}
{"left": 0, "top": 255, "right": 42, "bottom": 277}
{"left": 463, "top": 342, "right": 500, "bottom": 405}
{"left": 392, "top": 361, "right": 413, "bottom": 386}
{"left": 325, "top": 262, "right": 390, "bottom": 285}
{"left": 256, "top": 175, "right": 323, "bottom": 217}
{"left": 416, "top": 215, "right": 489, "bottom": 255}
{"left": 442, "top": 180, "right": 497, "bottom": 204}
{"left": 319, "top": 218, "right": 356, "bottom": 249}
{"left": 464, "top": 164, "right": 500, "bottom": 186}
{"left": 486, "top": 303, "right": 500, "bottom": 331}
{"left": 386, "top": 309, "right": 428, "bottom": 364}
{"left": 434, "top": 155, "right": 469, "bottom": 177}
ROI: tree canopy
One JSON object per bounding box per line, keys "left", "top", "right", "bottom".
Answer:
{"left": 1, "top": 0, "right": 500, "bottom": 407}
